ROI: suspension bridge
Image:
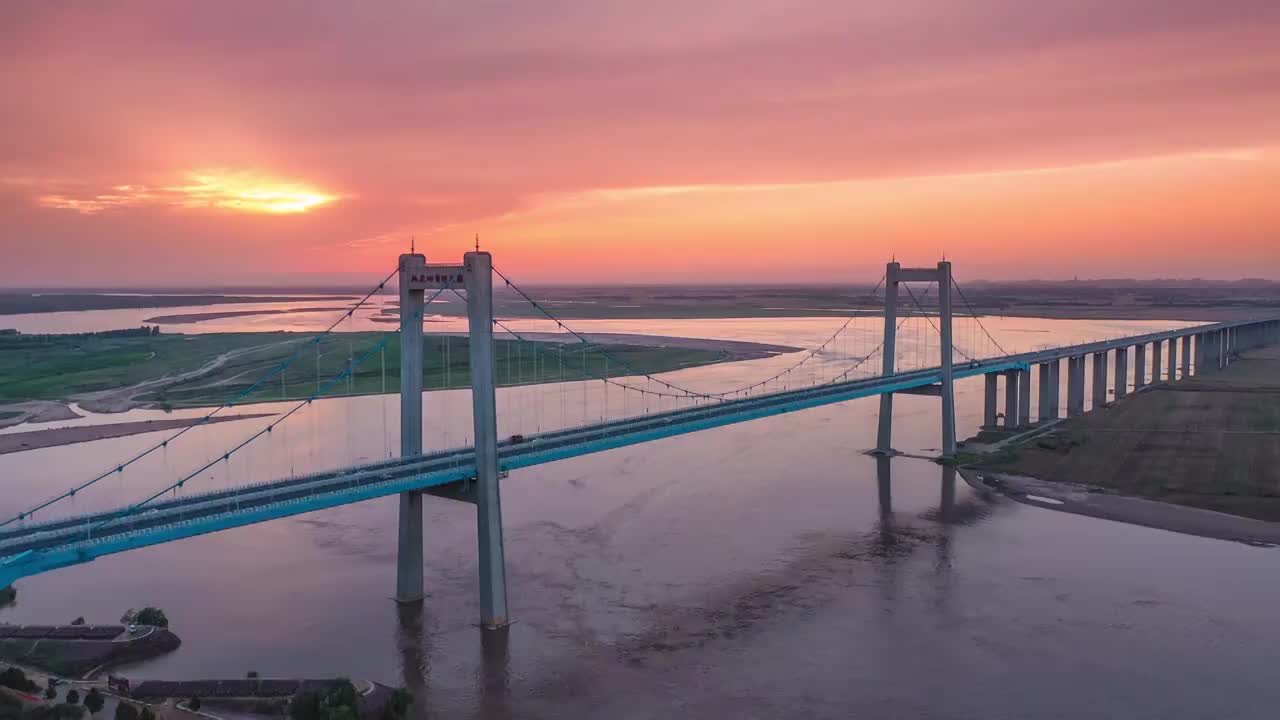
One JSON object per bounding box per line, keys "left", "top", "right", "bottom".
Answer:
{"left": 2, "top": 252, "right": 1277, "bottom": 629}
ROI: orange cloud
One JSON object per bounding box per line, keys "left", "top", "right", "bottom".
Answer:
{"left": 24, "top": 172, "right": 338, "bottom": 215}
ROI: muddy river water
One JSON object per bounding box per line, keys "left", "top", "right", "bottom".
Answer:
{"left": 2, "top": 308, "right": 1276, "bottom": 718}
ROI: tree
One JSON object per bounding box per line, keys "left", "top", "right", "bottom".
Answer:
{"left": 120, "top": 608, "right": 168, "bottom": 629}
{"left": 113, "top": 704, "right": 138, "bottom": 720}
{"left": 70, "top": 618, "right": 86, "bottom": 626}
{"left": 380, "top": 688, "right": 412, "bottom": 720}
{"left": 0, "top": 667, "right": 37, "bottom": 693}
{"left": 138, "top": 708, "right": 155, "bottom": 720}
{"left": 187, "top": 698, "right": 200, "bottom": 713}
{"left": 288, "top": 680, "right": 359, "bottom": 720}
{"left": 65, "top": 691, "right": 79, "bottom": 706}
{"left": 246, "top": 672, "right": 259, "bottom": 679}
{"left": 133, "top": 608, "right": 168, "bottom": 629}
{"left": 83, "top": 690, "right": 103, "bottom": 716}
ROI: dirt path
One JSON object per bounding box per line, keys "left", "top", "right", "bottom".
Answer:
{"left": 74, "top": 340, "right": 295, "bottom": 413}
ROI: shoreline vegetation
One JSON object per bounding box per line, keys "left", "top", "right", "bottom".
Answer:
{"left": 0, "top": 329, "right": 794, "bottom": 450}
{"left": 961, "top": 346, "right": 1280, "bottom": 544}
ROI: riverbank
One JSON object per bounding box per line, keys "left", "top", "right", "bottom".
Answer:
{"left": 0, "top": 624, "right": 181, "bottom": 678}
{"left": 965, "top": 345, "right": 1280, "bottom": 538}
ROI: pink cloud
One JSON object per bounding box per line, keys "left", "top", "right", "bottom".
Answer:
{"left": 2, "top": 1, "right": 1279, "bottom": 283}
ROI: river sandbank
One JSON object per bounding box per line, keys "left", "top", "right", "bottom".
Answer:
{"left": 0, "top": 415, "right": 275, "bottom": 456}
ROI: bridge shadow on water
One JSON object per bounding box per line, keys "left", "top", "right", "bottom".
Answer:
{"left": 392, "top": 456, "right": 1008, "bottom": 719}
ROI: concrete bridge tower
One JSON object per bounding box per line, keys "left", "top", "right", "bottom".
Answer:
{"left": 874, "top": 261, "right": 956, "bottom": 460}
{"left": 397, "top": 253, "right": 427, "bottom": 603}
{"left": 396, "top": 251, "right": 508, "bottom": 628}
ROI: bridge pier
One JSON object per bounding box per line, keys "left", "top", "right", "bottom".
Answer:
{"left": 1067, "top": 356, "right": 1084, "bottom": 416}
{"left": 875, "top": 263, "right": 900, "bottom": 454}
{"left": 1180, "top": 335, "right": 1192, "bottom": 378}
{"left": 1003, "top": 371, "right": 1019, "bottom": 429}
{"left": 464, "top": 251, "right": 509, "bottom": 630}
{"left": 1151, "top": 340, "right": 1162, "bottom": 383}
{"left": 937, "top": 261, "right": 956, "bottom": 459}
{"left": 983, "top": 373, "right": 998, "bottom": 428}
{"left": 397, "top": 253, "right": 427, "bottom": 604}
{"left": 1016, "top": 368, "right": 1031, "bottom": 427}
{"left": 1114, "top": 346, "right": 1128, "bottom": 400}
{"left": 1047, "top": 359, "right": 1061, "bottom": 419}
{"left": 1091, "top": 351, "right": 1108, "bottom": 409}
{"left": 1036, "top": 363, "right": 1052, "bottom": 422}
{"left": 1134, "top": 343, "right": 1146, "bottom": 390}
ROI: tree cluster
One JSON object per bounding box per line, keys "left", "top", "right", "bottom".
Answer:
{"left": 111, "top": 703, "right": 154, "bottom": 720}
{"left": 1, "top": 691, "right": 85, "bottom": 720}
{"left": 0, "top": 668, "right": 37, "bottom": 694}
{"left": 288, "top": 682, "right": 410, "bottom": 720}
{"left": 119, "top": 608, "right": 169, "bottom": 629}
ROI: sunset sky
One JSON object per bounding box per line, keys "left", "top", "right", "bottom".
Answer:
{"left": 3, "top": 1, "right": 1279, "bottom": 285}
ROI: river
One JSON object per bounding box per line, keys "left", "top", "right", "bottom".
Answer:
{"left": 1, "top": 305, "right": 1276, "bottom": 718}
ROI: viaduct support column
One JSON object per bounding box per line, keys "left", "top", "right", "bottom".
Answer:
{"left": 1003, "top": 371, "right": 1019, "bottom": 429}
{"left": 876, "top": 263, "right": 900, "bottom": 454}
{"left": 396, "top": 253, "right": 427, "bottom": 603}
{"left": 1037, "top": 363, "right": 1052, "bottom": 422}
{"left": 1016, "top": 368, "right": 1031, "bottom": 427}
{"left": 1092, "top": 351, "right": 1108, "bottom": 409}
{"left": 938, "top": 261, "right": 956, "bottom": 459}
{"left": 1114, "top": 347, "right": 1129, "bottom": 400}
{"left": 1134, "top": 343, "right": 1146, "bottom": 390}
{"left": 1151, "top": 340, "right": 1162, "bottom": 383}
{"left": 465, "top": 251, "right": 509, "bottom": 629}
{"left": 1180, "top": 335, "right": 1192, "bottom": 378}
{"left": 1168, "top": 337, "right": 1178, "bottom": 381}
{"left": 1047, "top": 358, "right": 1061, "bottom": 419}
{"left": 983, "top": 373, "right": 998, "bottom": 428}
{"left": 1067, "top": 356, "right": 1084, "bottom": 416}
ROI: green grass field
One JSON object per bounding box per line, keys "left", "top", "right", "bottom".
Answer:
{"left": 0, "top": 332, "right": 730, "bottom": 408}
